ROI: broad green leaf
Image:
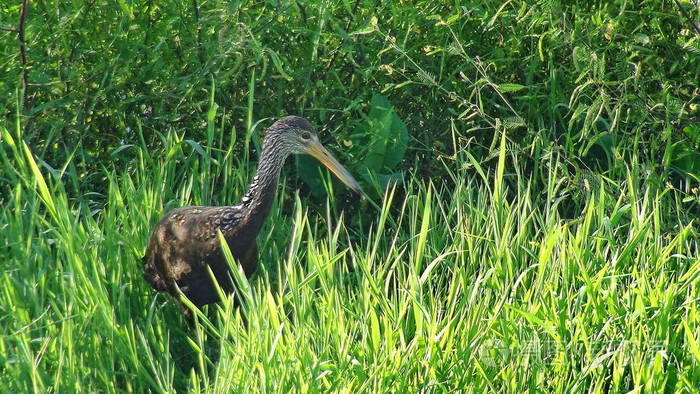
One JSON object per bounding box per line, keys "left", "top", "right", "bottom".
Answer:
{"left": 362, "top": 94, "right": 408, "bottom": 173}
{"left": 498, "top": 83, "right": 525, "bottom": 92}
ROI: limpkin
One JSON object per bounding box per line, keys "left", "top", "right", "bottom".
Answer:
{"left": 143, "top": 116, "right": 363, "bottom": 317}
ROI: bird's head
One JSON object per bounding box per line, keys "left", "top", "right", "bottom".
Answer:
{"left": 266, "top": 116, "right": 364, "bottom": 196}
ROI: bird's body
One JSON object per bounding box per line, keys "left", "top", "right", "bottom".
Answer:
{"left": 142, "top": 116, "right": 362, "bottom": 316}
{"left": 142, "top": 206, "right": 258, "bottom": 308}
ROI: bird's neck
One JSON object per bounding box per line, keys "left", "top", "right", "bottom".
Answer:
{"left": 237, "top": 139, "right": 288, "bottom": 235}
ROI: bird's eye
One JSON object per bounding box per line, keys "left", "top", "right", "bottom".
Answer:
{"left": 301, "top": 131, "right": 311, "bottom": 140}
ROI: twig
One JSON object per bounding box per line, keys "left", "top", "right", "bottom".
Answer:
{"left": 295, "top": 0, "right": 307, "bottom": 23}
{"left": 325, "top": 0, "right": 361, "bottom": 71}
{"left": 27, "top": 81, "right": 64, "bottom": 87}
{"left": 19, "top": 0, "right": 30, "bottom": 108}
{"left": 0, "top": 26, "right": 19, "bottom": 33}
{"left": 673, "top": 0, "right": 700, "bottom": 37}
{"left": 191, "top": 0, "right": 206, "bottom": 65}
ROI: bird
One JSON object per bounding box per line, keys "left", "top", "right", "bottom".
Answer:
{"left": 142, "top": 116, "right": 364, "bottom": 317}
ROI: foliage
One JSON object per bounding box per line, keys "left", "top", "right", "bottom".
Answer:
{"left": 358, "top": 93, "right": 408, "bottom": 173}
{"left": 1, "top": 0, "right": 699, "bottom": 192}
{"left": 1, "top": 0, "right": 700, "bottom": 391}
{"left": 357, "top": 93, "right": 409, "bottom": 189}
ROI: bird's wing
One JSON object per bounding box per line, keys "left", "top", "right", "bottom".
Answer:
{"left": 142, "top": 206, "right": 245, "bottom": 287}
{"left": 142, "top": 207, "right": 206, "bottom": 286}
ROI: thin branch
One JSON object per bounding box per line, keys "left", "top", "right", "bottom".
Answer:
{"left": 27, "top": 80, "right": 64, "bottom": 87}
{"left": 0, "top": 26, "right": 19, "bottom": 33}
{"left": 325, "top": 0, "right": 362, "bottom": 71}
{"left": 295, "top": 0, "right": 307, "bottom": 24}
{"left": 19, "top": 0, "right": 31, "bottom": 109}
{"left": 191, "top": 0, "right": 206, "bottom": 65}
{"left": 673, "top": 0, "right": 700, "bottom": 37}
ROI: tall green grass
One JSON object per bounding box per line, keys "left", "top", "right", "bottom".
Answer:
{"left": 2, "top": 108, "right": 698, "bottom": 391}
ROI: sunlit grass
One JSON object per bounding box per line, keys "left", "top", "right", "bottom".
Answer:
{"left": 2, "top": 111, "right": 698, "bottom": 391}
{"left": 2, "top": 0, "right": 699, "bottom": 391}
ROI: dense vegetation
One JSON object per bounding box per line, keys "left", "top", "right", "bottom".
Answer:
{"left": 1, "top": 0, "right": 699, "bottom": 391}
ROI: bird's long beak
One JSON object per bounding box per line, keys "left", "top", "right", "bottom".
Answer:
{"left": 307, "top": 141, "right": 365, "bottom": 196}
